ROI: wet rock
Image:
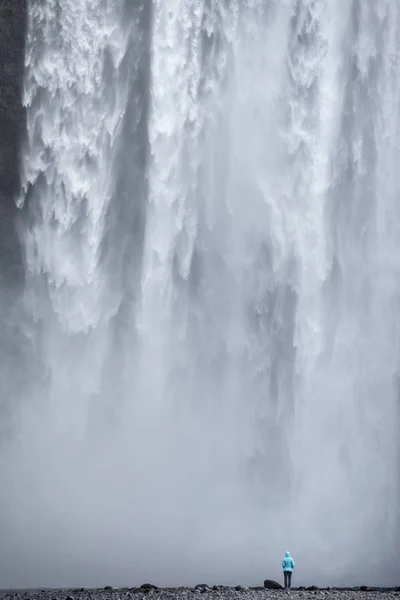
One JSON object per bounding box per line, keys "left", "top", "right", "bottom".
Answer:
{"left": 0, "top": 0, "right": 26, "bottom": 285}
{"left": 194, "top": 586, "right": 210, "bottom": 592}
{"left": 140, "top": 585, "right": 159, "bottom": 593}
{"left": 264, "top": 580, "right": 284, "bottom": 590}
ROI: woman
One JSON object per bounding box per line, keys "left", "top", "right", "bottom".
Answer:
{"left": 282, "top": 551, "right": 295, "bottom": 588}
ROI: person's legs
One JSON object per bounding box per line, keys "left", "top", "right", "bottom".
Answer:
{"left": 288, "top": 571, "right": 292, "bottom": 588}
{"left": 283, "top": 572, "right": 289, "bottom": 588}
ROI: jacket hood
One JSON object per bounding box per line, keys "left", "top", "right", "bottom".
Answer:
{"left": 285, "top": 551, "right": 290, "bottom": 557}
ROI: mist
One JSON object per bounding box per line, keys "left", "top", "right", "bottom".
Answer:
{"left": 0, "top": 0, "right": 399, "bottom": 589}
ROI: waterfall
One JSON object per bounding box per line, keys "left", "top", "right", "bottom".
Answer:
{"left": 0, "top": 0, "right": 399, "bottom": 588}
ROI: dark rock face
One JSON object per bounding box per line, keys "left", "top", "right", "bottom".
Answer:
{"left": 0, "top": 0, "right": 26, "bottom": 286}
{"left": 263, "top": 580, "right": 284, "bottom": 590}
{"left": 0, "top": 0, "right": 28, "bottom": 430}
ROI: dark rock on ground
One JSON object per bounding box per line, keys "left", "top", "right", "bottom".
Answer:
{"left": 140, "top": 585, "right": 159, "bottom": 593}
{"left": 263, "top": 580, "right": 284, "bottom": 590}
{"left": 194, "top": 586, "right": 210, "bottom": 593}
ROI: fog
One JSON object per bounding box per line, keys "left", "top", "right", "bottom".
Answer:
{"left": 0, "top": 0, "right": 399, "bottom": 589}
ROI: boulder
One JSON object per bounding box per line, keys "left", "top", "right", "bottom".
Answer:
{"left": 194, "top": 585, "right": 210, "bottom": 593}
{"left": 140, "top": 584, "right": 159, "bottom": 593}
{"left": 264, "top": 580, "right": 284, "bottom": 590}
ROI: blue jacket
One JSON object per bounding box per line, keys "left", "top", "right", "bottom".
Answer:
{"left": 282, "top": 551, "right": 295, "bottom": 571}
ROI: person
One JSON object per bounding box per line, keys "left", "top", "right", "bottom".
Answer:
{"left": 282, "top": 550, "right": 295, "bottom": 588}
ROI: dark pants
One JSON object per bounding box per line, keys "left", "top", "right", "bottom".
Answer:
{"left": 284, "top": 571, "right": 292, "bottom": 588}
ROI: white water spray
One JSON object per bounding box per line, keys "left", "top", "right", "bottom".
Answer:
{"left": 0, "top": 0, "right": 399, "bottom": 588}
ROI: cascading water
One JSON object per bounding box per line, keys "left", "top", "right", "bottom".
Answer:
{"left": 0, "top": 0, "right": 399, "bottom": 588}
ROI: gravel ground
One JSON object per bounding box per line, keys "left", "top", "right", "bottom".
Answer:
{"left": 1, "top": 586, "right": 400, "bottom": 600}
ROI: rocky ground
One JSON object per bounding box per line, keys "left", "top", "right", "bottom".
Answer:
{"left": 1, "top": 585, "right": 400, "bottom": 600}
